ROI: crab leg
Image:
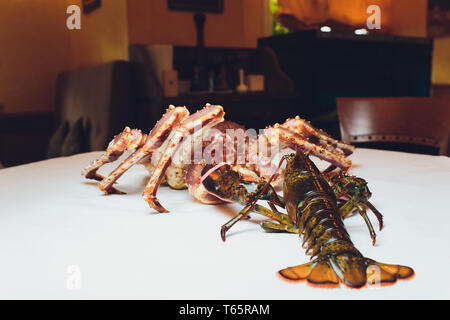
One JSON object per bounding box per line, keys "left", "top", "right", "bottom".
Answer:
{"left": 81, "top": 127, "right": 147, "bottom": 181}
{"left": 142, "top": 104, "right": 225, "bottom": 213}
{"left": 98, "top": 106, "right": 190, "bottom": 194}
{"left": 264, "top": 124, "right": 353, "bottom": 171}
{"left": 282, "top": 116, "right": 355, "bottom": 156}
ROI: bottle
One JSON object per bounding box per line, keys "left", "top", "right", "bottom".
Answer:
{"left": 236, "top": 68, "right": 248, "bottom": 93}
{"left": 208, "top": 71, "right": 215, "bottom": 92}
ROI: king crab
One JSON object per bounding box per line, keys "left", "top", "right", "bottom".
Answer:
{"left": 82, "top": 104, "right": 354, "bottom": 213}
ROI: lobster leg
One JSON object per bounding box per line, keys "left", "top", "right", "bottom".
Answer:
{"left": 142, "top": 104, "right": 225, "bottom": 213}
{"left": 338, "top": 198, "right": 383, "bottom": 232}
{"left": 220, "top": 203, "right": 293, "bottom": 241}
{"left": 98, "top": 106, "right": 190, "bottom": 194}
{"left": 328, "top": 173, "right": 384, "bottom": 243}
{"left": 338, "top": 192, "right": 361, "bottom": 218}
{"left": 220, "top": 204, "right": 253, "bottom": 241}
{"left": 82, "top": 127, "right": 147, "bottom": 181}
{"left": 261, "top": 221, "right": 298, "bottom": 234}
{"left": 365, "top": 201, "right": 384, "bottom": 230}
{"left": 337, "top": 193, "right": 381, "bottom": 245}
{"left": 254, "top": 203, "right": 292, "bottom": 225}
{"left": 357, "top": 204, "right": 377, "bottom": 246}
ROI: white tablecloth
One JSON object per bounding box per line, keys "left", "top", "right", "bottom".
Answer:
{"left": 0, "top": 149, "right": 449, "bottom": 299}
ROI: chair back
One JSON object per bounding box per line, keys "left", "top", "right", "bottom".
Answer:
{"left": 337, "top": 97, "right": 450, "bottom": 156}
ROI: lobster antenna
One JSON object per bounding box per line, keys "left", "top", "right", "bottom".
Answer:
{"left": 240, "top": 156, "right": 287, "bottom": 220}
{"left": 220, "top": 156, "right": 287, "bottom": 242}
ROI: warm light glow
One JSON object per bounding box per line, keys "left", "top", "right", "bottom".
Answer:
{"left": 354, "top": 28, "right": 369, "bottom": 35}
{"left": 276, "top": 0, "right": 392, "bottom": 33}
{"left": 320, "top": 26, "right": 332, "bottom": 33}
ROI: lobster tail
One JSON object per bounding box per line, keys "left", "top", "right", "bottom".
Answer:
{"left": 329, "top": 253, "right": 367, "bottom": 288}
{"left": 279, "top": 260, "right": 340, "bottom": 288}
{"left": 279, "top": 254, "right": 414, "bottom": 288}
{"left": 364, "top": 259, "right": 414, "bottom": 285}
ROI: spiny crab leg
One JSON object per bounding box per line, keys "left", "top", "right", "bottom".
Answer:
{"left": 281, "top": 116, "right": 355, "bottom": 156}
{"left": 98, "top": 105, "right": 190, "bottom": 194}
{"left": 81, "top": 127, "right": 147, "bottom": 181}
{"left": 142, "top": 104, "right": 225, "bottom": 213}
{"left": 264, "top": 124, "right": 353, "bottom": 171}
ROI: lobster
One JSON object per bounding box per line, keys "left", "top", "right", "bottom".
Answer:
{"left": 218, "top": 149, "right": 414, "bottom": 288}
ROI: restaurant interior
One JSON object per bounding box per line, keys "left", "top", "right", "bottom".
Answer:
{"left": 0, "top": 0, "right": 449, "bottom": 168}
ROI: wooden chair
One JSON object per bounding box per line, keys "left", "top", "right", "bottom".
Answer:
{"left": 337, "top": 97, "right": 450, "bottom": 156}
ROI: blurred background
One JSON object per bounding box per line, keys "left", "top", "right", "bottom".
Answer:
{"left": 0, "top": 0, "right": 449, "bottom": 168}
